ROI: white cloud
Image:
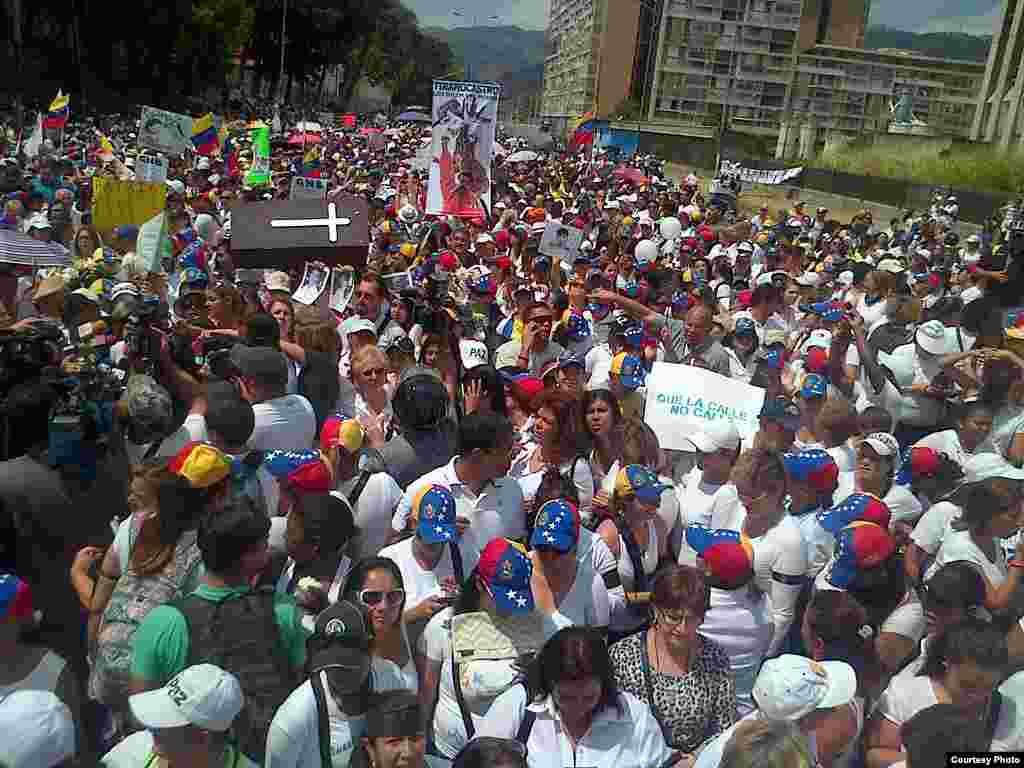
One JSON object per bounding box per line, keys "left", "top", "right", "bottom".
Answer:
{"left": 409, "top": 0, "right": 548, "bottom": 30}
{"left": 918, "top": 4, "right": 1002, "bottom": 34}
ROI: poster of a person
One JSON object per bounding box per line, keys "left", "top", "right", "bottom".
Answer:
{"left": 292, "top": 261, "right": 329, "bottom": 305}
{"left": 329, "top": 266, "right": 356, "bottom": 313}
{"left": 426, "top": 80, "right": 500, "bottom": 218}
{"left": 539, "top": 221, "right": 584, "bottom": 262}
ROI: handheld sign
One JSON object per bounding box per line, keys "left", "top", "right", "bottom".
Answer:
{"left": 291, "top": 176, "right": 328, "bottom": 200}
{"left": 137, "top": 155, "right": 169, "bottom": 184}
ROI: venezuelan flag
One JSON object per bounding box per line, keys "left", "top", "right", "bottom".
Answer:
{"left": 570, "top": 111, "right": 596, "bottom": 148}
{"left": 301, "top": 146, "right": 321, "bottom": 178}
{"left": 222, "top": 135, "right": 239, "bottom": 177}
{"left": 43, "top": 89, "right": 70, "bottom": 130}
{"left": 191, "top": 113, "right": 218, "bottom": 156}
{"left": 94, "top": 128, "right": 115, "bottom": 162}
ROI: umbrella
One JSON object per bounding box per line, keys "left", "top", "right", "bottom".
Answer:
{"left": 384, "top": 128, "right": 403, "bottom": 137}
{"left": 293, "top": 120, "right": 322, "bottom": 132}
{"left": 403, "top": 105, "right": 429, "bottom": 113}
{"left": 360, "top": 127, "right": 383, "bottom": 136}
{"left": 613, "top": 166, "right": 648, "bottom": 185}
{"left": 506, "top": 150, "right": 538, "bottom": 163}
{"left": 397, "top": 111, "right": 431, "bottom": 123}
{"left": 0, "top": 229, "right": 71, "bottom": 267}
{"left": 287, "top": 132, "right": 321, "bottom": 145}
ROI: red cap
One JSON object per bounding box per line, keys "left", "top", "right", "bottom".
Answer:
{"left": 439, "top": 251, "right": 458, "bottom": 271}
{"left": 805, "top": 347, "right": 829, "bottom": 374}
{"left": 495, "top": 256, "right": 512, "bottom": 271}
{"left": 513, "top": 377, "right": 545, "bottom": 400}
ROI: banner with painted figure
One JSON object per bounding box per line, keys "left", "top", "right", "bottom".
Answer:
{"left": 245, "top": 126, "right": 271, "bottom": 187}
{"left": 644, "top": 362, "right": 765, "bottom": 452}
{"left": 426, "top": 80, "right": 500, "bottom": 218}
{"left": 139, "top": 106, "right": 194, "bottom": 155}
{"left": 718, "top": 159, "right": 803, "bottom": 186}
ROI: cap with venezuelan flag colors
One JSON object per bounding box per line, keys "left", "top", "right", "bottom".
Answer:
{"left": 685, "top": 524, "right": 755, "bottom": 589}
{"left": 0, "top": 574, "right": 33, "bottom": 623}
{"left": 817, "top": 492, "right": 891, "bottom": 534}
{"left": 614, "top": 464, "right": 671, "bottom": 505}
{"left": 319, "top": 415, "right": 365, "bottom": 454}
{"left": 529, "top": 499, "right": 581, "bottom": 553}
{"left": 262, "top": 450, "right": 334, "bottom": 493}
{"left": 476, "top": 538, "right": 534, "bottom": 614}
{"left": 825, "top": 521, "right": 896, "bottom": 589}
{"left": 413, "top": 484, "right": 458, "bottom": 544}
{"left": 167, "top": 442, "right": 232, "bottom": 489}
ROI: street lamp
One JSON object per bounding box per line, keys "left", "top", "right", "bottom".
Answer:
{"left": 451, "top": 10, "right": 501, "bottom": 81}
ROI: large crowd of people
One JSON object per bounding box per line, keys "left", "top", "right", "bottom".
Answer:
{"left": 1, "top": 101, "right": 1024, "bottom": 768}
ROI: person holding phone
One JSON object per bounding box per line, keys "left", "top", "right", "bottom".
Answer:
{"left": 494, "top": 301, "right": 565, "bottom": 376}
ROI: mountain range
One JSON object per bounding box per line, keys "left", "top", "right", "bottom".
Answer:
{"left": 421, "top": 21, "right": 996, "bottom": 101}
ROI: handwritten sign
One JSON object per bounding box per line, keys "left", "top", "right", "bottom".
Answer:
{"left": 644, "top": 362, "right": 765, "bottom": 451}
{"left": 139, "top": 106, "right": 194, "bottom": 155}
{"left": 92, "top": 178, "right": 166, "bottom": 236}
{"left": 291, "top": 176, "right": 328, "bottom": 200}
{"left": 538, "top": 221, "right": 584, "bottom": 264}
{"left": 137, "top": 155, "right": 168, "bottom": 183}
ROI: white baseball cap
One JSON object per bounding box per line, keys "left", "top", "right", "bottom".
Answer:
{"left": 861, "top": 431, "right": 899, "bottom": 459}
{"left": 753, "top": 655, "right": 857, "bottom": 721}
{"left": 341, "top": 317, "right": 378, "bottom": 338}
{"left": 129, "top": 664, "right": 244, "bottom": 733}
{"left": 805, "top": 328, "right": 832, "bottom": 350}
{"left": 0, "top": 690, "right": 76, "bottom": 768}
{"left": 796, "top": 271, "right": 821, "bottom": 287}
{"left": 687, "top": 419, "right": 741, "bottom": 453}
{"left": 916, "top": 320, "right": 955, "bottom": 356}
{"left": 964, "top": 452, "right": 1024, "bottom": 483}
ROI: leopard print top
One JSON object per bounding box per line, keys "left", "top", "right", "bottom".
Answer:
{"left": 609, "top": 631, "right": 736, "bottom": 753}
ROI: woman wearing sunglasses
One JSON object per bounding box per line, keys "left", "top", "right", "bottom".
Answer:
{"left": 344, "top": 557, "right": 417, "bottom": 691}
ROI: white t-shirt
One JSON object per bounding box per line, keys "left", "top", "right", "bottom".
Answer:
{"left": 419, "top": 607, "right": 522, "bottom": 758}
{"left": 677, "top": 467, "right": 729, "bottom": 531}
{"left": 909, "top": 500, "right": 962, "bottom": 556}
{"left": 833, "top": 474, "right": 924, "bottom": 525}
{"left": 342, "top": 473, "right": 404, "bottom": 561}
{"left": 264, "top": 660, "right": 413, "bottom": 768}
{"left": 102, "top": 731, "right": 259, "bottom": 768}
{"left": 534, "top": 557, "right": 610, "bottom": 639}
{"left": 925, "top": 528, "right": 1008, "bottom": 586}
{"left": 827, "top": 442, "right": 858, "bottom": 474}
{"left": 248, "top": 394, "right": 317, "bottom": 451}
{"left": 585, "top": 343, "right": 613, "bottom": 390}
{"left": 509, "top": 444, "right": 595, "bottom": 518}
{"left": 915, "top": 429, "right": 975, "bottom": 472}
{"left": 979, "top": 402, "right": 1024, "bottom": 460}
{"left": 856, "top": 295, "right": 888, "bottom": 328}
{"left": 124, "top": 413, "right": 209, "bottom": 464}
{"left": 477, "top": 687, "right": 674, "bottom": 768}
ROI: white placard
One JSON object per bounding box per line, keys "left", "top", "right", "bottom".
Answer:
{"left": 538, "top": 221, "right": 584, "bottom": 263}
{"left": 291, "top": 176, "right": 328, "bottom": 200}
{"left": 292, "top": 261, "right": 329, "bottom": 305}
{"left": 329, "top": 267, "right": 356, "bottom": 313}
{"left": 643, "top": 362, "right": 766, "bottom": 451}
{"left": 138, "top": 106, "right": 195, "bottom": 155}
{"left": 137, "top": 155, "right": 168, "bottom": 183}
{"left": 718, "top": 160, "right": 803, "bottom": 186}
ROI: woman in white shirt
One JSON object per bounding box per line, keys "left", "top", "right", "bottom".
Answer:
{"left": 865, "top": 620, "right": 1021, "bottom": 766}
{"left": 509, "top": 389, "right": 594, "bottom": 521}
{"left": 351, "top": 346, "right": 395, "bottom": 437}
{"left": 856, "top": 271, "right": 896, "bottom": 330}
{"left": 343, "top": 558, "right": 418, "bottom": 691}
{"left": 477, "top": 626, "right": 677, "bottom": 768}
{"left": 528, "top": 498, "right": 609, "bottom": 639}
{"left": 913, "top": 401, "right": 994, "bottom": 473}
{"left": 582, "top": 389, "right": 623, "bottom": 494}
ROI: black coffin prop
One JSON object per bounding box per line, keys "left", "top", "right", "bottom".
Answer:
{"left": 229, "top": 197, "right": 369, "bottom": 269}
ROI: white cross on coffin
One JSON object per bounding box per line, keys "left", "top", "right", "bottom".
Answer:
{"left": 270, "top": 202, "right": 351, "bottom": 243}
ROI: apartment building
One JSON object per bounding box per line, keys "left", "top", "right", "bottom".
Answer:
{"left": 541, "top": 0, "right": 642, "bottom": 130}
{"left": 972, "top": 0, "right": 1024, "bottom": 145}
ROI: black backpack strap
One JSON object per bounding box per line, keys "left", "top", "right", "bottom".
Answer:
{"left": 347, "top": 470, "right": 374, "bottom": 509}
{"left": 514, "top": 682, "right": 536, "bottom": 746}
{"left": 985, "top": 691, "right": 1003, "bottom": 747}
{"left": 451, "top": 645, "right": 475, "bottom": 740}
{"left": 449, "top": 541, "right": 465, "bottom": 586}
{"left": 311, "top": 670, "right": 334, "bottom": 768}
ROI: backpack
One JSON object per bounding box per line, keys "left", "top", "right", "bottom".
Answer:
{"left": 89, "top": 525, "right": 202, "bottom": 711}
{"left": 174, "top": 587, "right": 297, "bottom": 760}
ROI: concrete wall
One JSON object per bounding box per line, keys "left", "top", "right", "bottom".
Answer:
{"left": 597, "top": 0, "right": 642, "bottom": 117}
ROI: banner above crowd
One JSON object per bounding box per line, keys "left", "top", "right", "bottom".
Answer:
{"left": 719, "top": 159, "right": 803, "bottom": 186}
{"left": 426, "top": 79, "right": 500, "bottom": 219}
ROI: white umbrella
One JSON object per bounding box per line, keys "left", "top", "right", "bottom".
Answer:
{"left": 294, "top": 120, "right": 322, "bottom": 132}
{"left": 507, "top": 150, "right": 538, "bottom": 163}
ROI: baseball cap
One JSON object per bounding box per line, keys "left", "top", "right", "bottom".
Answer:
{"left": 759, "top": 396, "right": 801, "bottom": 431}
{"left": 799, "top": 301, "right": 843, "bottom": 323}
{"left": 167, "top": 441, "right": 232, "bottom": 489}
{"left": 610, "top": 352, "right": 646, "bottom": 390}
{"left": 229, "top": 344, "right": 289, "bottom": 389}
{"left": 916, "top": 320, "right": 955, "bottom": 356}
{"left": 817, "top": 492, "right": 892, "bottom": 534}
{"left": 341, "top": 316, "right": 378, "bottom": 338}
{"left": 310, "top": 600, "right": 375, "bottom": 687}
{"left": 753, "top": 655, "right": 857, "bottom": 721}
{"left": 800, "top": 373, "right": 828, "bottom": 400}
{"left": 262, "top": 450, "right": 334, "bottom": 493}
{"left": 413, "top": 484, "right": 458, "bottom": 544}
{"left": 895, "top": 446, "right": 941, "bottom": 485}
{"left": 530, "top": 499, "right": 581, "bottom": 553}
{"left": 265, "top": 270, "right": 291, "bottom": 293}
{"left": 963, "top": 452, "right": 1024, "bottom": 482}
{"left": 562, "top": 312, "right": 591, "bottom": 342}
{"left": 861, "top": 431, "right": 899, "bottom": 460}
{"left": 825, "top": 521, "right": 897, "bottom": 589}
{"left": 557, "top": 350, "right": 585, "bottom": 370}
{"left": 804, "top": 330, "right": 832, "bottom": 351}
{"left": 782, "top": 449, "right": 839, "bottom": 494}
{"left": 319, "top": 415, "right": 365, "bottom": 454}
{"left": 734, "top": 317, "right": 757, "bottom": 337}
{"left": 620, "top": 322, "right": 644, "bottom": 348}
{"left": 165, "top": 179, "right": 186, "bottom": 196}
{"left": 615, "top": 464, "right": 670, "bottom": 505}
{"left": 0, "top": 691, "right": 75, "bottom": 768}
{"left": 26, "top": 213, "right": 52, "bottom": 232}
{"left": 476, "top": 538, "right": 534, "bottom": 614}
{"left": 0, "top": 573, "right": 33, "bottom": 623}
{"left": 129, "top": 664, "right": 243, "bottom": 733}
{"left": 685, "top": 524, "right": 754, "bottom": 589}
{"left": 687, "top": 419, "right": 741, "bottom": 453}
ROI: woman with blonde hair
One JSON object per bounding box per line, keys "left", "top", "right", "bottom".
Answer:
{"left": 204, "top": 283, "right": 249, "bottom": 335}
{"left": 351, "top": 344, "right": 394, "bottom": 438}
{"left": 719, "top": 719, "right": 814, "bottom": 768}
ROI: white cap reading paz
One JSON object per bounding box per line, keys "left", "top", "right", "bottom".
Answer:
{"left": 129, "top": 663, "right": 244, "bottom": 733}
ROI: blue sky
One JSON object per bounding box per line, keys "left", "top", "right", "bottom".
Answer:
{"left": 405, "top": 0, "right": 1004, "bottom": 34}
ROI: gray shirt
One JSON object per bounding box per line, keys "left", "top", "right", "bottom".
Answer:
{"left": 380, "top": 422, "right": 458, "bottom": 490}
{"left": 494, "top": 339, "right": 565, "bottom": 374}
{"left": 653, "top": 316, "right": 731, "bottom": 377}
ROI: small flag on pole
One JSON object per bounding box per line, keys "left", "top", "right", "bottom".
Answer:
{"left": 94, "top": 129, "right": 115, "bottom": 162}
{"left": 191, "top": 113, "right": 218, "bottom": 155}
{"left": 300, "top": 146, "right": 322, "bottom": 178}
{"left": 43, "top": 90, "right": 70, "bottom": 130}
{"left": 569, "top": 111, "right": 596, "bottom": 149}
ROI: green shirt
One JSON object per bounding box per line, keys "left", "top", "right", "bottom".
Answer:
{"left": 131, "top": 583, "right": 309, "bottom": 685}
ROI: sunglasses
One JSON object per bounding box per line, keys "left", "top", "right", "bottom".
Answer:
{"left": 359, "top": 588, "right": 405, "bottom": 607}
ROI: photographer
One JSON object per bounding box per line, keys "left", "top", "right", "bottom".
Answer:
{"left": 229, "top": 343, "right": 316, "bottom": 452}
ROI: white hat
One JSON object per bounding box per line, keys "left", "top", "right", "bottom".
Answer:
{"left": 736, "top": 241, "right": 754, "bottom": 253}
{"left": 796, "top": 271, "right": 821, "bottom": 287}
{"left": 964, "top": 452, "right": 1024, "bottom": 483}
{"left": 494, "top": 201, "right": 508, "bottom": 209}
{"left": 916, "top": 320, "right": 955, "bottom": 356}
{"left": 110, "top": 282, "right": 141, "bottom": 303}
{"left": 129, "top": 664, "right": 244, "bottom": 733}
{"left": 264, "top": 270, "right": 291, "bottom": 293}
{"left": 476, "top": 233, "right": 495, "bottom": 245}
{"left": 195, "top": 156, "right": 211, "bottom": 171}
{"left": 687, "top": 418, "right": 741, "bottom": 453}
{"left": 877, "top": 258, "right": 904, "bottom": 274}
{"left": 208, "top": 174, "right": 222, "bottom": 186}
{"left": 398, "top": 204, "right": 419, "bottom": 224}
{"left": 753, "top": 655, "right": 857, "bottom": 721}
{"left": 26, "top": 214, "right": 52, "bottom": 232}
{"left": 0, "top": 690, "right": 75, "bottom": 768}
{"left": 342, "top": 317, "right": 378, "bottom": 338}
{"left": 966, "top": 234, "right": 981, "bottom": 244}
{"left": 861, "top": 431, "right": 899, "bottom": 459}
{"left": 805, "top": 328, "right": 832, "bottom": 349}
{"left": 837, "top": 270, "right": 854, "bottom": 287}
{"left": 604, "top": 199, "right": 620, "bottom": 210}
{"left": 165, "top": 179, "right": 186, "bottom": 196}
{"left": 460, "top": 339, "right": 490, "bottom": 371}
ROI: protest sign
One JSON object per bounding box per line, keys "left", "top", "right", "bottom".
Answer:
{"left": 245, "top": 126, "right": 271, "bottom": 187}
{"left": 91, "top": 178, "right": 165, "bottom": 236}
{"left": 718, "top": 160, "right": 803, "bottom": 186}
{"left": 137, "top": 154, "right": 168, "bottom": 183}
{"left": 291, "top": 176, "right": 328, "bottom": 200}
{"left": 135, "top": 212, "right": 167, "bottom": 273}
{"left": 426, "top": 80, "right": 500, "bottom": 218}
{"left": 643, "top": 362, "right": 765, "bottom": 451}
{"left": 139, "top": 106, "right": 194, "bottom": 155}
{"left": 538, "top": 221, "right": 583, "bottom": 263}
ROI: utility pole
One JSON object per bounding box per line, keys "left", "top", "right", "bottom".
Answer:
{"left": 278, "top": 0, "right": 288, "bottom": 104}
